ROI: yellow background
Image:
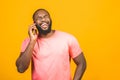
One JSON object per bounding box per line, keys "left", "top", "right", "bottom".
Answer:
{"left": 0, "top": 0, "right": 120, "bottom": 80}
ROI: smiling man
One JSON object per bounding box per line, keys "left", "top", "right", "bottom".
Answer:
{"left": 16, "top": 9, "right": 86, "bottom": 80}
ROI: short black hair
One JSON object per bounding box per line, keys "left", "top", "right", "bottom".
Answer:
{"left": 32, "top": 9, "right": 50, "bottom": 20}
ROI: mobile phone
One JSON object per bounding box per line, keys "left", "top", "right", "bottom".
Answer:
{"left": 32, "top": 22, "right": 38, "bottom": 35}
{"left": 34, "top": 22, "right": 39, "bottom": 31}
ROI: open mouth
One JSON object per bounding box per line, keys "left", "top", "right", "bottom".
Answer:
{"left": 41, "top": 22, "right": 49, "bottom": 30}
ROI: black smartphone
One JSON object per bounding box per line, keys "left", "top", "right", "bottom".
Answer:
{"left": 31, "top": 22, "right": 38, "bottom": 35}
{"left": 34, "top": 22, "right": 39, "bottom": 31}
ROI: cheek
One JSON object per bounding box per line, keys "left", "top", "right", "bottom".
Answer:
{"left": 36, "top": 20, "right": 41, "bottom": 24}
{"left": 46, "top": 19, "right": 51, "bottom": 23}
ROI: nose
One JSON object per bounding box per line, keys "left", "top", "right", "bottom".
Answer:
{"left": 41, "top": 17, "right": 46, "bottom": 22}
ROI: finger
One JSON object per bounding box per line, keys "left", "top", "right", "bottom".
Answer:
{"left": 32, "top": 29, "right": 36, "bottom": 35}
{"left": 28, "top": 23, "right": 37, "bottom": 34}
{"left": 29, "top": 23, "right": 36, "bottom": 28}
{"left": 29, "top": 24, "right": 36, "bottom": 30}
{"left": 32, "top": 23, "right": 36, "bottom": 27}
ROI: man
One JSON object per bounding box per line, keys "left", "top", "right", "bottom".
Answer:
{"left": 16, "top": 9, "right": 86, "bottom": 80}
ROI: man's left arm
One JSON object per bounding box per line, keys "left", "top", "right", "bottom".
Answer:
{"left": 73, "top": 52, "right": 86, "bottom": 80}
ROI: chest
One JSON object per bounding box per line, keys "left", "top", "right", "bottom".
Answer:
{"left": 33, "top": 38, "right": 69, "bottom": 60}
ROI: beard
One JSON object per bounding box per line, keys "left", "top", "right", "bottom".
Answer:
{"left": 36, "top": 20, "right": 52, "bottom": 35}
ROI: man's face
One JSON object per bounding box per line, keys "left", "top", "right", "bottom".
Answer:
{"left": 33, "top": 10, "right": 52, "bottom": 35}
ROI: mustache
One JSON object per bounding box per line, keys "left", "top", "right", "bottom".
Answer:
{"left": 36, "top": 24, "right": 41, "bottom": 30}
{"left": 36, "top": 22, "right": 52, "bottom": 35}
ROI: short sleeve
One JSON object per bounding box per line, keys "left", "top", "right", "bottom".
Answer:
{"left": 21, "top": 38, "right": 30, "bottom": 52}
{"left": 69, "top": 36, "right": 82, "bottom": 58}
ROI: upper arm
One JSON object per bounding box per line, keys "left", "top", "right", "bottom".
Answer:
{"left": 68, "top": 35, "right": 82, "bottom": 58}
{"left": 20, "top": 38, "right": 30, "bottom": 52}
{"left": 73, "top": 52, "right": 86, "bottom": 65}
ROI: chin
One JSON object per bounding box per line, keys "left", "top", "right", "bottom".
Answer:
{"left": 42, "top": 28, "right": 49, "bottom": 31}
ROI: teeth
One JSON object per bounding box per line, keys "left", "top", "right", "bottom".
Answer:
{"left": 41, "top": 23, "right": 47, "bottom": 27}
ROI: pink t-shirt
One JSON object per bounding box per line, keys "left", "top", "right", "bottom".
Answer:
{"left": 21, "top": 30, "right": 82, "bottom": 80}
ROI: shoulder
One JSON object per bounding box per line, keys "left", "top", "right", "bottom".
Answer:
{"left": 56, "top": 30, "right": 75, "bottom": 38}
{"left": 20, "top": 37, "right": 30, "bottom": 52}
{"left": 55, "top": 30, "right": 78, "bottom": 44}
{"left": 23, "top": 37, "right": 30, "bottom": 42}
{"left": 21, "top": 37, "right": 30, "bottom": 45}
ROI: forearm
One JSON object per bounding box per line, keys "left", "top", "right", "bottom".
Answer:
{"left": 16, "top": 40, "right": 36, "bottom": 73}
{"left": 73, "top": 61, "right": 86, "bottom": 80}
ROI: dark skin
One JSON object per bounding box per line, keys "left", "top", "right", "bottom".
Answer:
{"left": 73, "top": 52, "right": 86, "bottom": 80}
{"left": 16, "top": 9, "right": 86, "bottom": 80}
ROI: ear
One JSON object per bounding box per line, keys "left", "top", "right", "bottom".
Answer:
{"left": 33, "top": 21, "right": 35, "bottom": 23}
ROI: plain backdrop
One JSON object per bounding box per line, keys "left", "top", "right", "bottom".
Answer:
{"left": 0, "top": 0, "right": 120, "bottom": 80}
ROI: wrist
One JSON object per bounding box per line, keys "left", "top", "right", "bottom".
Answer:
{"left": 30, "top": 39, "right": 36, "bottom": 44}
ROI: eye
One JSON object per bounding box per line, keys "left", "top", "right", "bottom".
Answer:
{"left": 44, "top": 15, "right": 49, "bottom": 18}
{"left": 36, "top": 17, "right": 42, "bottom": 20}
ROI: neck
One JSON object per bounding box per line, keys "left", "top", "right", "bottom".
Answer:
{"left": 38, "top": 30, "right": 55, "bottom": 38}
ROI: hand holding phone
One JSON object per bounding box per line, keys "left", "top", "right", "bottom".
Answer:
{"left": 28, "top": 23, "right": 38, "bottom": 41}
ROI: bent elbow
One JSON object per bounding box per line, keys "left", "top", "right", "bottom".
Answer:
{"left": 83, "top": 59, "right": 87, "bottom": 71}
{"left": 17, "top": 68, "right": 25, "bottom": 73}
{"left": 16, "top": 61, "right": 27, "bottom": 73}
{"left": 16, "top": 65, "right": 27, "bottom": 73}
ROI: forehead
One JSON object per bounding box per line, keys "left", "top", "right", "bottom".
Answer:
{"left": 35, "top": 10, "right": 50, "bottom": 17}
